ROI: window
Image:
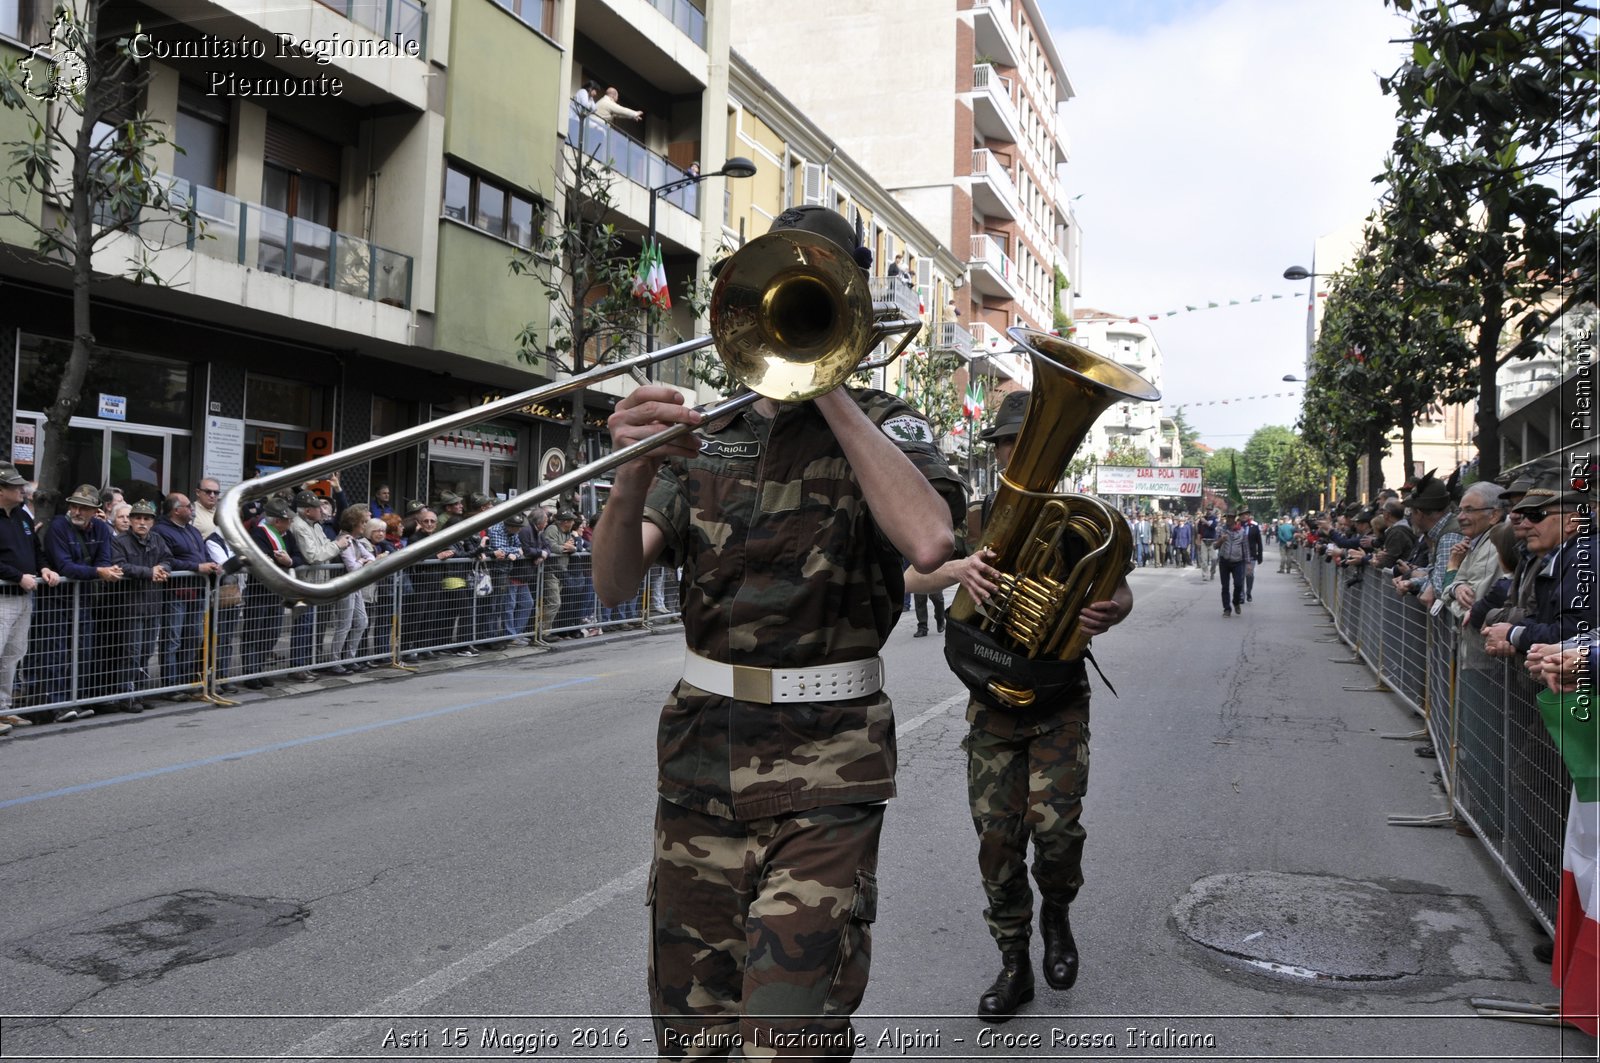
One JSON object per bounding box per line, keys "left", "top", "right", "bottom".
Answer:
{"left": 494, "top": 0, "right": 557, "bottom": 35}
{"left": 442, "top": 162, "right": 541, "bottom": 249}
{"left": 1, "top": 0, "right": 44, "bottom": 42}
{"left": 174, "top": 82, "right": 228, "bottom": 191}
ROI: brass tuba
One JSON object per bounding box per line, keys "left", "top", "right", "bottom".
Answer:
{"left": 946, "top": 327, "right": 1159, "bottom": 710}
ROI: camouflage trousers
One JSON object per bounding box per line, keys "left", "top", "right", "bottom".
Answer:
{"left": 963, "top": 705, "right": 1090, "bottom": 950}
{"left": 648, "top": 798, "right": 882, "bottom": 1061}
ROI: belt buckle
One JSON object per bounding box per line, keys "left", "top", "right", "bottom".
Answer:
{"left": 732, "top": 664, "right": 773, "bottom": 704}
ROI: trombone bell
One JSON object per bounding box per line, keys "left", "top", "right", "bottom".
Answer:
{"left": 712, "top": 229, "right": 877, "bottom": 401}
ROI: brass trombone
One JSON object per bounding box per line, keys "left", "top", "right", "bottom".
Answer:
{"left": 218, "top": 229, "right": 922, "bottom": 603}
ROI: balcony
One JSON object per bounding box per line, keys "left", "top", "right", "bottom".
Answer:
{"left": 968, "top": 233, "right": 1019, "bottom": 302}
{"left": 568, "top": 106, "right": 700, "bottom": 218}
{"left": 970, "top": 148, "right": 1020, "bottom": 222}
{"left": 969, "top": 0, "right": 1020, "bottom": 68}
{"left": 175, "top": 182, "right": 414, "bottom": 308}
{"left": 971, "top": 64, "right": 1021, "bottom": 145}
{"left": 870, "top": 276, "right": 922, "bottom": 322}
{"left": 931, "top": 321, "right": 973, "bottom": 360}
{"left": 643, "top": 0, "right": 706, "bottom": 47}
{"left": 316, "top": 0, "right": 428, "bottom": 52}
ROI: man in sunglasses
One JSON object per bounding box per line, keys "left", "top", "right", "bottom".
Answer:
{"left": 191, "top": 478, "right": 223, "bottom": 537}
{"left": 1482, "top": 483, "right": 1592, "bottom": 658}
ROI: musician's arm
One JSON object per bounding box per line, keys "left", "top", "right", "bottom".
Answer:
{"left": 593, "top": 386, "right": 695, "bottom": 606}
{"left": 904, "top": 550, "right": 998, "bottom": 603}
{"left": 814, "top": 389, "right": 954, "bottom": 572}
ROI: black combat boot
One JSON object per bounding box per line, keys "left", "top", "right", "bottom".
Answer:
{"left": 1039, "top": 900, "right": 1079, "bottom": 989}
{"left": 976, "top": 946, "right": 1034, "bottom": 1022}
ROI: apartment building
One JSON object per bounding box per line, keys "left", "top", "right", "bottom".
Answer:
{"left": 0, "top": 0, "right": 983, "bottom": 507}
{"left": 0, "top": 0, "right": 584, "bottom": 506}
{"left": 728, "top": 0, "right": 1081, "bottom": 380}
{"left": 1071, "top": 310, "right": 1169, "bottom": 467}
{"left": 725, "top": 57, "right": 969, "bottom": 403}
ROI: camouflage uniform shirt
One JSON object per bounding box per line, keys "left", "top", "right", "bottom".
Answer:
{"left": 643, "top": 389, "right": 966, "bottom": 820}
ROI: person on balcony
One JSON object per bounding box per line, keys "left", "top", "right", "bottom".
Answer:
{"left": 595, "top": 86, "right": 643, "bottom": 125}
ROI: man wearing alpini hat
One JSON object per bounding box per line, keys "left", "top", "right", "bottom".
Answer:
{"left": 1483, "top": 479, "right": 1593, "bottom": 657}
{"left": 906, "top": 387, "right": 1134, "bottom": 1021}
{"left": 1390, "top": 470, "right": 1464, "bottom": 605}
{"left": 595, "top": 204, "right": 965, "bottom": 1056}
{"left": 0, "top": 462, "right": 58, "bottom": 734}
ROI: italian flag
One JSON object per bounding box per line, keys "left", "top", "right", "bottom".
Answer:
{"left": 633, "top": 241, "right": 671, "bottom": 310}
{"left": 962, "top": 382, "right": 985, "bottom": 420}
{"left": 1554, "top": 791, "right": 1599, "bottom": 1034}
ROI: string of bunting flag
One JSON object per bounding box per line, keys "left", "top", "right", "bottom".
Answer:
{"left": 1103, "top": 288, "right": 1328, "bottom": 325}
{"left": 1169, "top": 389, "right": 1302, "bottom": 411}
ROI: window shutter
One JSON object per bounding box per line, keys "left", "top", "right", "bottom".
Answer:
{"left": 802, "top": 162, "right": 824, "bottom": 205}
{"left": 264, "top": 118, "right": 341, "bottom": 183}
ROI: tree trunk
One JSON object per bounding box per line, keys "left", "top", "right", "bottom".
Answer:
{"left": 1401, "top": 421, "right": 1415, "bottom": 481}
{"left": 39, "top": 58, "right": 105, "bottom": 525}
{"left": 1365, "top": 425, "right": 1386, "bottom": 499}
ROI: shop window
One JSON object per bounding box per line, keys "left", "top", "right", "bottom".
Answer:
{"left": 17, "top": 334, "right": 193, "bottom": 429}
{"left": 246, "top": 373, "right": 317, "bottom": 427}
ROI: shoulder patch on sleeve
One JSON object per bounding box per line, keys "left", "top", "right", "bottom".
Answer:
{"left": 881, "top": 414, "right": 934, "bottom": 445}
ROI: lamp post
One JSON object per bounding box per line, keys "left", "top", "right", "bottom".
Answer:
{"left": 644, "top": 156, "right": 757, "bottom": 365}
{"left": 1282, "top": 266, "right": 1326, "bottom": 282}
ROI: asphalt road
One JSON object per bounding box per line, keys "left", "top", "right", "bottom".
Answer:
{"left": 1, "top": 561, "right": 1591, "bottom": 1061}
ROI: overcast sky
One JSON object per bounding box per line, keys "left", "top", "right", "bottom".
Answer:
{"left": 1038, "top": 0, "right": 1414, "bottom": 453}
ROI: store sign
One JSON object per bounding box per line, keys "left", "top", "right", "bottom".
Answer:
{"left": 1095, "top": 465, "right": 1203, "bottom": 497}
{"left": 431, "top": 424, "right": 518, "bottom": 461}
{"left": 98, "top": 393, "right": 127, "bottom": 421}
{"left": 11, "top": 422, "right": 34, "bottom": 465}
{"left": 203, "top": 416, "right": 246, "bottom": 490}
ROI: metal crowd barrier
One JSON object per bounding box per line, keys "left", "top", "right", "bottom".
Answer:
{"left": 5, "top": 558, "right": 685, "bottom": 714}
{"left": 1301, "top": 552, "right": 1569, "bottom": 932}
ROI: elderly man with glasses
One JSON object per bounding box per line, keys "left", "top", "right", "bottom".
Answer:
{"left": 1482, "top": 482, "right": 1592, "bottom": 659}
{"left": 191, "top": 478, "right": 223, "bottom": 537}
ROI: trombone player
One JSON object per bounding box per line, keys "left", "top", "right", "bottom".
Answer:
{"left": 592, "top": 205, "right": 965, "bottom": 1058}
{"left": 906, "top": 389, "right": 1134, "bottom": 1022}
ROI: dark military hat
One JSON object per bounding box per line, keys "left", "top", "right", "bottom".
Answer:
{"left": 768, "top": 205, "right": 873, "bottom": 270}
{"left": 980, "top": 390, "right": 1030, "bottom": 442}
{"left": 1512, "top": 482, "right": 1589, "bottom": 513}
{"left": 293, "top": 489, "right": 322, "bottom": 509}
{"left": 555, "top": 510, "right": 578, "bottom": 522}
{"left": 438, "top": 490, "right": 463, "bottom": 506}
{"left": 466, "top": 491, "right": 491, "bottom": 509}
{"left": 506, "top": 512, "right": 527, "bottom": 527}
{"left": 129, "top": 499, "right": 158, "bottom": 518}
{"left": 0, "top": 463, "right": 24, "bottom": 487}
{"left": 264, "top": 497, "right": 294, "bottom": 519}
{"left": 1403, "top": 470, "right": 1451, "bottom": 510}
{"left": 404, "top": 498, "right": 426, "bottom": 516}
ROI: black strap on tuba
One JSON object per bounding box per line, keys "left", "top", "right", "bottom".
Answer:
{"left": 943, "top": 617, "right": 1094, "bottom": 714}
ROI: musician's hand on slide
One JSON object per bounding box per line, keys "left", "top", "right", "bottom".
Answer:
{"left": 1076, "top": 598, "right": 1126, "bottom": 637}
{"left": 953, "top": 550, "right": 999, "bottom": 604}
{"left": 608, "top": 386, "right": 704, "bottom": 477}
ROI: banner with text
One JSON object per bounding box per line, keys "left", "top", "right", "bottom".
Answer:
{"left": 1095, "top": 465, "right": 1204, "bottom": 497}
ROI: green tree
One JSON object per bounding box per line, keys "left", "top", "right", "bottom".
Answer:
{"left": 1203, "top": 447, "right": 1243, "bottom": 488}
{"left": 1241, "top": 425, "right": 1298, "bottom": 486}
{"left": 1381, "top": 0, "right": 1597, "bottom": 480}
{"left": 511, "top": 124, "right": 649, "bottom": 501}
{"left": 897, "top": 348, "right": 965, "bottom": 439}
{"left": 1169, "top": 407, "right": 1203, "bottom": 461}
{"left": 0, "top": 0, "right": 196, "bottom": 520}
{"left": 1273, "top": 438, "right": 1331, "bottom": 513}
{"left": 1102, "top": 437, "right": 1147, "bottom": 467}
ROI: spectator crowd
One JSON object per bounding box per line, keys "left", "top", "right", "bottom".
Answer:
{"left": 0, "top": 468, "right": 667, "bottom": 735}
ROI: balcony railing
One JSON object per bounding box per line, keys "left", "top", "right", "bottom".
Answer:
{"left": 644, "top": 0, "right": 706, "bottom": 47}
{"left": 970, "top": 233, "right": 1016, "bottom": 284}
{"left": 175, "top": 182, "right": 414, "bottom": 308}
{"left": 568, "top": 105, "right": 700, "bottom": 217}
{"left": 315, "top": 0, "right": 428, "bottom": 54}
{"left": 869, "top": 275, "right": 922, "bottom": 322}
{"left": 972, "top": 63, "right": 1014, "bottom": 108}
{"left": 932, "top": 321, "right": 973, "bottom": 360}
{"left": 971, "top": 148, "right": 1020, "bottom": 219}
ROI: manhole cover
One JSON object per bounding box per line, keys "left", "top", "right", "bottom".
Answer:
{"left": 1173, "top": 871, "right": 1517, "bottom": 985}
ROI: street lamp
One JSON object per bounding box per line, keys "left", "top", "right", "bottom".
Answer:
{"left": 644, "top": 156, "right": 758, "bottom": 361}
{"left": 1282, "top": 265, "right": 1325, "bottom": 282}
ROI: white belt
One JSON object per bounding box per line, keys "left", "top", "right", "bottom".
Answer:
{"left": 682, "top": 649, "right": 883, "bottom": 704}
